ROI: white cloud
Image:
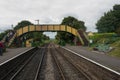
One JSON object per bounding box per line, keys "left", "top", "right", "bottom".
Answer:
{"left": 0, "top": 0, "right": 120, "bottom": 33}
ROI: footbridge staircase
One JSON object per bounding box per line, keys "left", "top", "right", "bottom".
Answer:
{"left": 1, "top": 31, "right": 17, "bottom": 47}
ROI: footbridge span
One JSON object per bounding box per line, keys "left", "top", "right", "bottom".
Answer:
{"left": 6, "top": 25, "right": 89, "bottom": 47}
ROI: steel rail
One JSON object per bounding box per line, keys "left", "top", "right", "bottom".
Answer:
{"left": 62, "top": 47, "right": 120, "bottom": 78}
{"left": 34, "top": 48, "right": 46, "bottom": 80}
{"left": 55, "top": 47, "right": 92, "bottom": 80}
{"left": 50, "top": 44, "right": 66, "bottom": 80}
{"left": 0, "top": 48, "right": 36, "bottom": 80}
{"left": 0, "top": 47, "right": 35, "bottom": 66}
{"left": 9, "top": 49, "right": 40, "bottom": 80}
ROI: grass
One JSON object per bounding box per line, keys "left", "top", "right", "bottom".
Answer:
{"left": 109, "top": 48, "right": 120, "bottom": 57}
{"left": 108, "top": 40, "right": 120, "bottom": 58}
{"left": 89, "top": 33, "right": 120, "bottom": 58}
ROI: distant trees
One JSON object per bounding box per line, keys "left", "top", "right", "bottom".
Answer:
{"left": 96, "top": 4, "right": 120, "bottom": 34}
{"left": 56, "top": 16, "right": 86, "bottom": 44}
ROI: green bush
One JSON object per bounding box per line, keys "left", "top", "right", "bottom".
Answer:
{"left": 90, "top": 33, "right": 118, "bottom": 43}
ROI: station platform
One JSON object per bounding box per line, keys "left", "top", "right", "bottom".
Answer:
{"left": 0, "top": 48, "right": 32, "bottom": 64}
{"left": 64, "top": 46, "right": 120, "bottom": 73}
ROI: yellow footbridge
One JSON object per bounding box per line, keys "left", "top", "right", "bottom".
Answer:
{"left": 8, "top": 25, "right": 89, "bottom": 47}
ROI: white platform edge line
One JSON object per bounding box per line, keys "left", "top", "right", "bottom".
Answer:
{"left": 0, "top": 47, "right": 35, "bottom": 66}
{"left": 62, "top": 47, "right": 120, "bottom": 76}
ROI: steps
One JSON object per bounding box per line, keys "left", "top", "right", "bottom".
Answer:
{"left": 7, "top": 33, "right": 17, "bottom": 47}
{"left": 1, "top": 35, "right": 7, "bottom": 43}
{"left": 77, "top": 30, "right": 89, "bottom": 46}
{"left": 1, "top": 31, "right": 17, "bottom": 47}
{"left": 1, "top": 32, "right": 10, "bottom": 43}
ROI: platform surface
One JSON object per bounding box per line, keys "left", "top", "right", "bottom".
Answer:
{"left": 65, "top": 46, "right": 120, "bottom": 73}
{"left": 0, "top": 47, "right": 32, "bottom": 64}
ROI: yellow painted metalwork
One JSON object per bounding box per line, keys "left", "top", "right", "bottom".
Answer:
{"left": 16, "top": 25, "right": 90, "bottom": 45}
{"left": 16, "top": 25, "right": 78, "bottom": 37}
{"left": 48, "top": 25, "right": 54, "bottom": 31}
{"left": 60, "top": 25, "right": 66, "bottom": 31}
{"left": 76, "top": 31, "right": 84, "bottom": 45}
{"left": 83, "top": 32, "right": 89, "bottom": 42}
{"left": 71, "top": 28, "right": 77, "bottom": 36}
{"left": 15, "top": 24, "right": 90, "bottom": 45}
{"left": 54, "top": 25, "right": 60, "bottom": 31}
{"left": 41, "top": 25, "right": 48, "bottom": 31}
{"left": 67, "top": 26, "right": 72, "bottom": 33}
{"left": 26, "top": 39, "right": 33, "bottom": 47}
{"left": 18, "top": 28, "right": 23, "bottom": 36}
{"left": 36, "top": 25, "right": 41, "bottom": 31}
{"left": 23, "top": 26, "right": 28, "bottom": 34}
{"left": 30, "top": 25, "right": 35, "bottom": 31}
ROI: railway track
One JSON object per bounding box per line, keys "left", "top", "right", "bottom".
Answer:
{"left": 0, "top": 45, "right": 48, "bottom": 80}
{"left": 49, "top": 44, "right": 90, "bottom": 80}
{"left": 50, "top": 47, "right": 66, "bottom": 80}
{"left": 49, "top": 43, "right": 120, "bottom": 80}
{"left": 60, "top": 46, "right": 120, "bottom": 80}
{"left": 10, "top": 48, "right": 46, "bottom": 80}
{"left": 0, "top": 43, "right": 119, "bottom": 80}
{"left": 0, "top": 48, "right": 38, "bottom": 80}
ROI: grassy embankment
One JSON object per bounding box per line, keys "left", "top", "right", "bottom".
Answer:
{"left": 109, "top": 40, "right": 120, "bottom": 57}
{"left": 89, "top": 33, "right": 120, "bottom": 58}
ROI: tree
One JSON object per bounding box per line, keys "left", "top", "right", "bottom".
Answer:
{"left": 61, "top": 16, "right": 86, "bottom": 30}
{"left": 14, "top": 20, "right": 33, "bottom": 30}
{"left": 113, "top": 4, "right": 120, "bottom": 34}
{"left": 96, "top": 4, "right": 120, "bottom": 33}
{"left": 96, "top": 11, "right": 117, "bottom": 33}
{"left": 56, "top": 16, "right": 86, "bottom": 44}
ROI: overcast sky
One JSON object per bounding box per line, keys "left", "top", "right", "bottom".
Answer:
{"left": 0, "top": 0, "right": 120, "bottom": 38}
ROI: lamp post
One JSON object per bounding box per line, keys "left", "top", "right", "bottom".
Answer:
{"left": 35, "top": 20, "right": 39, "bottom": 25}
{"left": 11, "top": 24, "right": 14, "bottom": 30}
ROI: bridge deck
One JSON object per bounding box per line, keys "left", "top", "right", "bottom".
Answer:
{"left": 64, "top": 46, "right": 120, "bottom": 73}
